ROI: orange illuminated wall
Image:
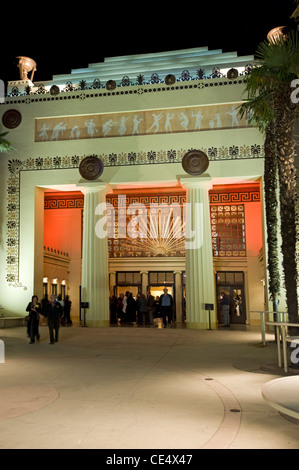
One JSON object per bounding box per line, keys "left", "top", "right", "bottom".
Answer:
{"left": 209, "top": 183, "right": 263, "bottom": 257}
{"left": 44, "top": 192, "right": 83, "bottom": 257}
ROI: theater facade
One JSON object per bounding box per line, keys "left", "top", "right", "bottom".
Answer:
{"left": 0, "top": 47, "right": 283, "bottom": 328}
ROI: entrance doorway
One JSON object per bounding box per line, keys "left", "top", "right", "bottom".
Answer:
{"left": 115, "top": 272, "right": 142, "bottom": 298}
{"left": 216, "top": 271, "right": 246, "bottom": 324}
{"left": 148, "top": 271, "right": 175, "bottom": 320}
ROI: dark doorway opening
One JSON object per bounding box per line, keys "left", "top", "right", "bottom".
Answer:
{"left": 216, "top": 271, "right": 246, "bottom": 325}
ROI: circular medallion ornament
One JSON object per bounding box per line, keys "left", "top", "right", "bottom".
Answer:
{"left": 227, "top": 68, "right": 239, "bottom": 79}
{"left": 50, "top": 85, "right": 60, "bottom": 96}
{"left": 79, "top": 156, "right": 104, "bottom": 180}
{"left": 182, "top": 150, "right": 209, "bottom": 176}
{"left": 106, "top": 80, "right": 116, "bottom": 91}
{"left": 2, "top": 109, "right": 22, "bottom": 129}
{"left": 165, "top": 74, "right": 176, "bottom": 85}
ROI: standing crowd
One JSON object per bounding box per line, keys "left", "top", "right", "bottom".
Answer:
{"left": 110, "top": 288, "right": 174, "bottom": 328}
{"left": 25, "top": 293, "right": 72, "bottom": 344}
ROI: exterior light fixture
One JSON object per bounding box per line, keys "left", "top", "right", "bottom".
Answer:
{"left": 16, "top": 56, "right": 37, "bottom": 82}
{"left": 267, "top": 26, "right": 286, "bottom": 42}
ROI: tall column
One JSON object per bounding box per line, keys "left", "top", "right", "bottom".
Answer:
{"left": 79, "top": 183, "right": 110, "bottom": 327}
{"left": 110, "top": 272, "right": 116, "bottom": 296}
{"left": 141, "top": 271, "right": 148, "bottom": 294}
{"left": 181, "top": 176, "right": 215, "bottom": 329}
{"left": 174, "top": 271, "right": 183, "bottom": 323}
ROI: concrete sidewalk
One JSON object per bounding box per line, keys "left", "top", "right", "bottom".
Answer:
{"left": 0, "top": 323, "right": 298, "bottom": 450}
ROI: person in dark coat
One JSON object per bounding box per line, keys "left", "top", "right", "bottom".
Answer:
{"left": 138, "top": 294, "right": 148, "bottom": 325}
{"left": 159, "top": 288, "right": 174, "bottom": 328}
{"left": 45, "top": 294, "right": 63, "bottom": 344}
{"left": 153, "top": 296, "right": 161, "bottom": 326}
{"left": 126, "top": 293, "right": 137, "bottom": 324}
{"left": 64, "top": 295, "right": 72, "bottom": 326}
{"left": 26, "top": 295, "right": 42, "bottom": 344}
{"left": 220, "top": 291, "right": 230, "bottom": 327}
{"left": 146, "top": 291, "right": 155, "bottom": 325}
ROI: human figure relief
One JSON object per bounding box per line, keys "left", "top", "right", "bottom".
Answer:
{"left": 226, "top": 107, "right": 239, "bottom": 127}
{"left": 70, "top": 126, "right": 81, "bottom": 139}
{"left": 192, "top": 110, "right": 203, "bottom": 130}
{"left": 164, "top": 113, "right": 174, "bottom": 132}
{"left": 50, "top": 122, "right": 67, "bottom": 140}
{"left": 103, "top": 119, "right": 116, "bottom": 137}
{"left": 39, "top": 123, "right": 49, "bottom": 141}
{"left": 146, "top": 112, "right": 163, "bottom": 133}
{"left": 84, "top": 118, "right": 98, "bottom": 138}
{"left": 132, "top": 114, "right": 143, "bottom": 135}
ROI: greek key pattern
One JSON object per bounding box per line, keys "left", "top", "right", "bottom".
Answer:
{"left": 209, "top": 190, "right": 260, "bottom": 204}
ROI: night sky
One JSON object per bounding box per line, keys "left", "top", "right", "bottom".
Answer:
{"left": 0, "top": 0, "right": 297, "bottom": 86}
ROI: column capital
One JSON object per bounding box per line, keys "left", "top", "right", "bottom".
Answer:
{"left": 179, "top": 174, "right": 212, "bottom": 190}
{"left": 76, "top": 181, "right": 112, "bottom": 195}
{"left": 174, "top": 270, "right": 182, "bottom": 275}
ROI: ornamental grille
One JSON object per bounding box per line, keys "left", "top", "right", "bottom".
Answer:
{"left": 149, "top": 272, "right": 174, "bottom": 285}
{"left": 117, "top": 272, "right": 141, "bottom": 285}
{"left": 210, "top": 205, "right": 246, "bottom": 257}
{"left": 216, "top": 271, "right": 244, "bottom": 285}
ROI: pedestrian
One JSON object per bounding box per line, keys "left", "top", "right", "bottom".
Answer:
{"left": 122, "top": 291, "right": 129, "bottom": 323}
{"left": 146, "top": 291, "right": 155, "bottom": 325}
{"left": 57, "top": 294, "right": 65, "bottom": 326}
{"left": 25, "top": 295, "right": 42, "bottom": 344}
{"left": 137, "top": 294, "right": 148, "bottom": 325}
{"left": 64, "top": 295, "right": 72, "bottom": 325}
{"left": 220, "top": 291, "right": 230, "bottom": 327}
{"left": 154, "top": 296, "right": 161, "bottom": 327}
{"left": 126, "top": 293, "right": 137, "bottom": 324}
{"left": 160, "top": 288, "right": 173, "bottom": 328}
{"left": 45, "top": 294, "right": 63, "bottom": 344}
{"left": 117, "top": 294, "right": 124, "bottom": 322}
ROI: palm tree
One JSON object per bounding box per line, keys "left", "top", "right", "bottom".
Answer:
{"left": 239, "top": 99, "right": 280, "bottom": 314}
{"left": 240, "top": 31, "right": 299, "bottom": 323}
{"left": 291, "top": 0, "right": 299, "bottom": 26}
{"left": 0, "top": 131, "right": 12, "bottom": 153}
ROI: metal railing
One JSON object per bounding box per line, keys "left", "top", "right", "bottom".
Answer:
{"left": 251, "top": 311, "right": 289, "bottom": 346}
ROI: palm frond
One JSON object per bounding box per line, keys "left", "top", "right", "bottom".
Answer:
{"left": 256, "top": 32, "right": 299, "bottom": 79}
{"left": 0, "top": 132, "right": 13, "bottom": 153}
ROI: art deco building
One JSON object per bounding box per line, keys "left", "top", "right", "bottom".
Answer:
{"left": 0, "top": 47, "right": 281, "bottom": 328}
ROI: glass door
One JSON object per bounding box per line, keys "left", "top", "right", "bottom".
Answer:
{"left": 216, "top": 272, "right": 246, "bottom": 324}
